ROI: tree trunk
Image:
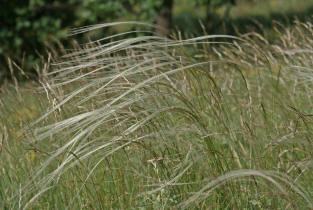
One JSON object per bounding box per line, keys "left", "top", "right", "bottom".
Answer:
{"left": 206, "top": 0, "right": 213, "bottom": 21}
{"left": 205, "top": 0, "right": 216, "bottom": 32}
{"left": 154, "top": 0, "right": 174, "bottom": 36}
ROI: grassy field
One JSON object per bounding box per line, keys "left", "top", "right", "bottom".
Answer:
{"left": 173, "top": 0, "right": 313, "bottom": 36}
{"left": 1, "top": 18, "right": 313, "bottom": 209}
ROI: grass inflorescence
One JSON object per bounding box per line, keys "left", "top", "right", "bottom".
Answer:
{"left": 1, "top": 20, "right": 313, "bottom": 209}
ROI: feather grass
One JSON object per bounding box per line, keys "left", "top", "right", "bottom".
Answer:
{"left": 1, "top": 20, "right": 313, "bottom": 209}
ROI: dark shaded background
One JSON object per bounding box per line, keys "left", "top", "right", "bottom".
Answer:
{"left": 1, "top": 0, "right": 312, "bottom": 83}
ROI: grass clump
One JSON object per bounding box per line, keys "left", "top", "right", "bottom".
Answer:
{"left": 1, "top": 20, "right": 313, "bottom": 209}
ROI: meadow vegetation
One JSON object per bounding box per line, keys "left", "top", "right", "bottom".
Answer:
{"left": 0, "top": 19, "right": 313, "bottom": 209}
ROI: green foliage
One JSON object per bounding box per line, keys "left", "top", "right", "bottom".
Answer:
{"left": 0, "top": 1, "right": 70, "bottom": 69}
{"left": 196, "top": 0, "right": 236, "bottom": 7}
{"left": 0, "top": 0, "right": 132, "bottom": 78}
{"left": 211, "top": 0, "right": 235, "bottom": 6}
{"left": 75, "top": 0, "right": 125, "bottom": 25}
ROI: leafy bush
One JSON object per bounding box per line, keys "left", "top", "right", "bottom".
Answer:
{"left": 0, "top": 0, "right": 131, "bottom": 80}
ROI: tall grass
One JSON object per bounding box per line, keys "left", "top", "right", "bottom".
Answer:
{"left": 1, "top": 20, "right": 313, "bottom": 209}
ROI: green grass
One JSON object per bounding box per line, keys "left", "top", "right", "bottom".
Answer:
{"left": 1, "top": 19, "right": 313, "bottom": 209}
